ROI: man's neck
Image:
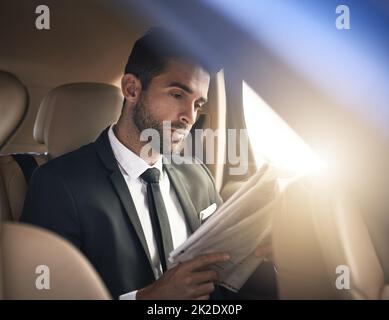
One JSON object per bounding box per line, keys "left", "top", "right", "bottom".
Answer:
{"left": 113, "top": 121, "right": 161, "bottom": 166}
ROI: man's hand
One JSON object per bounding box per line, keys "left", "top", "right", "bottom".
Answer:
{"left": 253, "top": 242, "right": 272, "bottom": 261}
{"left": 137, "top": 252, "right": 230, "bottom": 300}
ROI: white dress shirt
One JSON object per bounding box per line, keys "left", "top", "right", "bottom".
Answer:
{"left": 107, "top": 125, "right": 190, "bottom": 300}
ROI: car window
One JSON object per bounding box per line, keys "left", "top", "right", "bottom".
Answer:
{"left": 242, "top": 80, "right": 326, "bottom": 179}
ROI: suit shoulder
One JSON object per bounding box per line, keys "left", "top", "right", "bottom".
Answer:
{"left": 38, "top": 143, "right": 96, "bottom": 175}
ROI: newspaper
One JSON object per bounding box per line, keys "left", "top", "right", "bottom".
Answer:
{"left": 169, "top": 164, "right": 281, "bottom": 292}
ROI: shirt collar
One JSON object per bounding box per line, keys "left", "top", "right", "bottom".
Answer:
{"left": 108, "top": 124, "right": 163, "bottom": 180}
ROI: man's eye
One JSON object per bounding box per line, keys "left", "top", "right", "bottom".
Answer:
{"left": 195, "top": 104, "right": 203, "bottom": 111}
{"left": 170, "top": 93, "right": 182, "bottom": 99}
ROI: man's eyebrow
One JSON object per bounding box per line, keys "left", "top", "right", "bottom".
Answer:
{"left": 167, "top": 82, "right": 193, "bottom": 94}
{"left": 167, "top": 82, "right": 208, "bottom": 103}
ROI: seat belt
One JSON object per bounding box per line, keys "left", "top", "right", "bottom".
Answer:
{"left": 12, "top": 154, "right": 39, "bottom": 185}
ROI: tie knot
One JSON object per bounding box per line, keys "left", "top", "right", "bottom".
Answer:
{"left": 141, "top": 168, "right": 160, "bottom": 184}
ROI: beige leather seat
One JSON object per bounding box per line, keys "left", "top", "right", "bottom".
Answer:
{"left": 0, "top": 82, "right": 122, "bottom": 299}
{"left": 0, "top": 154, "right": 47, "bottom": 222}
{"left": 0, "top": 222, "right": 110, "bottom": 299}
{"left": 273, "top": 175, "right": 389, "bottom": 299}
{"left": 0, "top": 82, "right": 123, "bottom": 222}
{"left": 33, "top": 82, "right": 123, "bottom": 159}
{"left": 0, "top": 71, "right": 28, "bottom": 151}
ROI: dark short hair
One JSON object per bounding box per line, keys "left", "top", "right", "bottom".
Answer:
{"left": 124, "top": 27, "right": 220, "bottom": 90}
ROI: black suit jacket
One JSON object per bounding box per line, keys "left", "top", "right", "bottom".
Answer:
{"left": 21, "top": 128, "right": 222, "bottom": 298}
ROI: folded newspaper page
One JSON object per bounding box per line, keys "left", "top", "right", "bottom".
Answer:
{"left": 169, "top": 164, "right": 281, "bottom": 292}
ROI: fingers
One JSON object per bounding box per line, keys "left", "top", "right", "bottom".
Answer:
{"left": 254, "top": 243, "right": 272, "bottom": 258}
{"left": 184, "top": 270, "right": 219, "bottom": 286}
{"left": 183, "top": 253, "right": 230, "bottom": 272}
{"left": 192, "top": 282, "right": 215, "bottom": 297}
{"left": 263, "top": 252, "right": 273, "bottom": 262}
{"left": 195, "top": 294, "right": 210, "bottom": 300}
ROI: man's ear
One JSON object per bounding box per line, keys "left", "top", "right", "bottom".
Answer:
{"left": 121, "top": 74, "right": 142, "bottom": 105}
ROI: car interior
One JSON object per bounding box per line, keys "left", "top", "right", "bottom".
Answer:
{"left": 1, "top": 0, "right": 389, "bottom": 299}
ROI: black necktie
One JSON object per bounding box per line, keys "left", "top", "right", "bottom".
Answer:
{"left": 140, "top": 168, "right": 174, "bottom": 272}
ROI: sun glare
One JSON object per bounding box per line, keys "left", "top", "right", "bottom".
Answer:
{"left": 242, "top": 81, "right": 327, "bottom": 177}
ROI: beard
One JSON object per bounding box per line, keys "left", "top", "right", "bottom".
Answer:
{"left": 132, "top": 94, "right": 189, "bottom": 156}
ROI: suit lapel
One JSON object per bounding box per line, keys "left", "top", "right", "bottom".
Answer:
{"left": 109, "top": 171, "right": 154, "bottom": 267}
{"left": 94, "top": 128, "right": 154, "bottom": 272}
{"left": 163, "top": 160, "right": 201, "bottom": 233}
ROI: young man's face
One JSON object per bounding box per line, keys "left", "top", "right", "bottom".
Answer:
{"left": 133, "top": 58, "right": 210, "bottom": 155}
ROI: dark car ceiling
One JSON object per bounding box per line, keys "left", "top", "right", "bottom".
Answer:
{"left": 0, "top": 0, "right": 147, "bottom": 87}
{"left": 0, "top": 0, "right": 245, "bottom": 88}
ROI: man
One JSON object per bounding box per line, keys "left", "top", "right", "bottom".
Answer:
{"left": 21, "top": 27, "right": 271, "bottom": 299}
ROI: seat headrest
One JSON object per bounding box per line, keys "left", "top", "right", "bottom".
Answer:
{"left": 33, "top": 83, "right": 123, "bottom": 158}
{"left": 1, "top": 222, "right": 110, "bottom": 299}
{"left": 0, "top": 71, "right": 28, "bottom": 148}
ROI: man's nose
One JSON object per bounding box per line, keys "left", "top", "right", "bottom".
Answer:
{"left": 179, "top": 102, "right": 197, "bottom": 126}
